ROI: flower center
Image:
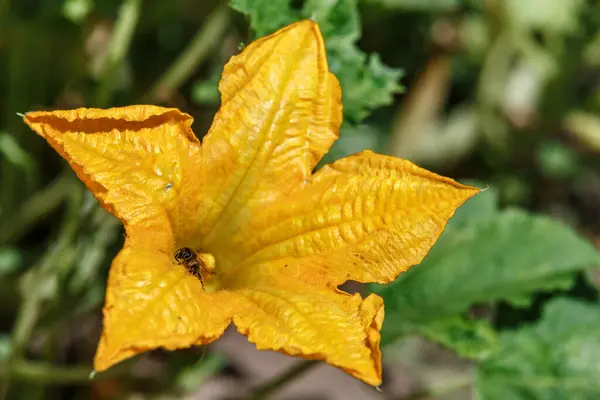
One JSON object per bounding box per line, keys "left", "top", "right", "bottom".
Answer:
{"left": 172, "top": 247, "right": 217, "bottom": 292}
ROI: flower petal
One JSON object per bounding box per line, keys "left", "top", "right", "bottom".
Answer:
{"left": 226, "top": 262, "right": 384, "bottom": 386}
{"left": 24, "top": 106, "right": 203, "bottom": 249}
{"left": 226, "top": 150, "right": 479, "bottom": 284}
{"left": 95, "top": 242, "right": 237, "bottom": 371}
{"left": 199, "top": 20, "right": 342, "bottom": 246}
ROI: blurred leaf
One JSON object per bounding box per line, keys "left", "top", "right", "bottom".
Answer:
{"left": 414, "top": 316, "right": 500, "bottom": 361}
{"left": 565, "top": 110, "right": 600, "bottom": 152}
{"left": 191, "top": 66, "right": 222, "bottom": 105}
{"left": 62, "top": 0, "right": 94, "bottom": 24}
{"left": 229, "top": 0, "right": 403, "bottom": 122}
{"left": 361, "top": 0, "right": 462, "bottom": 12}
{"left": 0, "top": 335, "right": 11, "bottom": 362}
{"left": 0, "top": 133, "right": 34, "bottom": 169}
{"left": 460, "top": 15, "right": 491, "bottom": 60}
{"left": 0, "top": 132, "right": 36, "bottom": 193}
{"left": 536, "top": 140, "right": 579, "bottom": 180}
{"left": 374, "top": 187, "right": 600, "bottom": 347}
{"left": 476, "top": 298, "right": 600, "bottom": 399}
{"left": 66, "top": 205, "right": 119, "bottom": 313}
{"left": 176, "top": 353, "right": 226, "bottom": 391}
{"left": 506, "top": 0, "right": 584, "bottom": 35}
{"left": 0, "top": 247, "right": 22, "bottom": 276}
{"left": 319, "top": 123, "right": 384, "bottom": 166}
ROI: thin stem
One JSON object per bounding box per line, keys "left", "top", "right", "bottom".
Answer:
{"left": 241, "top": 360, "right": 318, "bottom": 400}
{"left": 0, "top": 361, "right": 89, "bottom": 385}
{"left": 94, "top": 0, "right": 143, "bottom": 107}
{"left": 144, "top": 5, "right": 230, "bottom": 102}
{"left": 0, "top": 360, "right": 122, "bottom": 385}
{"left": 0, "top": 172, "right": 71, "bottom": 246}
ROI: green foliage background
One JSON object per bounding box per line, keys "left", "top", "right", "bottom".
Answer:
{"left": 2, "top": 0, "right": 600, "bottom": 399}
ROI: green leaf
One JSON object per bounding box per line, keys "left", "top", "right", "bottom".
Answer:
{"left": 319, "top": 123, "right": 384, "bottom": 166}
{"left": 374, "top": 188, "right": 600, "bottom": 348}
{"left": 176, "top": 353, "right": 226, "bottom": 391}
{"left": 191, "top": 67, "right": 222, "bottom": 105}
{"left": 0, "top": 247, "right": 22, "bottom": 276}
{"left": 62, "top": 0, "right": 94, "bottom": 24}
{"left": 229, "top": 0, "right": 298, "bottom": 38}
{"left": 0, "top": 334, "right": 11, "bottom": 362}
{"left": 476, "top": 298, "right": 600, "bottom": 400}
{"left": 505, "top": 0, "right": 584, "bottom": 35}
{"left": 229, "top": 0, "right": 403, "bottom": 122}
{"left": 447, "top": 184, "right": 499, "bottom": 228}
{"left": 0, "top": 133, "right": 37, "bottom": 191}
{"left": 413, "top": 316, "right": 500, "bottom": 361}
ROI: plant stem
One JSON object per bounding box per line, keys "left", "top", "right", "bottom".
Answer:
{"left": 0, "top": 361, "right": 91, "bottom": 385}
{"left": 241, "top": 360, "right": 318, "bottom": 400}
{"left": 0, "top": 172, "right": 71, "bottom": 246}
{"left": 0, "top": 360, "right": 126, "bottom": 385}
{"left": 94, "top": 0, "right": 143, "bottom": 107}
{"left": 144, "top": 5, "right": 230, "bottom": 102}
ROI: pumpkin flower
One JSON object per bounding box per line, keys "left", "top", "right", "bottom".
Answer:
{"left": 24, "top": 21, "right": 478, "bottom": 386}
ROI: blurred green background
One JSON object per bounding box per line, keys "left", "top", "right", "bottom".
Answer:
{"left": 2, "top": 0, "right": 600, "bottom": 399}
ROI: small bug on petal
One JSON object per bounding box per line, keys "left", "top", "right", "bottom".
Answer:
{"left": 174, "top": 247, "right": 211, "bottom": 289}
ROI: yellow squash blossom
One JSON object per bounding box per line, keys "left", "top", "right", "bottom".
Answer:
{"left": 25, "top": 20, "right": 478, "bottom": 386}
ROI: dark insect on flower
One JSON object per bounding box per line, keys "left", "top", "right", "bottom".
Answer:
{"left": 173, "top": 247, "right": 211, "bottom": 289}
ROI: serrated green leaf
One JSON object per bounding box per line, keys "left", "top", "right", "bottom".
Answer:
{"left": 374, "top": 190, "right": 600, "bottom": 348}
{"left": 229, "top": 0, "right": 298, "bottom": 37}
{"left": 229, "top": 0, "right": 403, "bottom": 122}
{"left": 476, "top": 298, "right": 600, "bottom": 400}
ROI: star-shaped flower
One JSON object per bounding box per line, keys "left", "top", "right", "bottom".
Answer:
{"left": 25, "top": 21, "right": 478, "bottom": 385}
